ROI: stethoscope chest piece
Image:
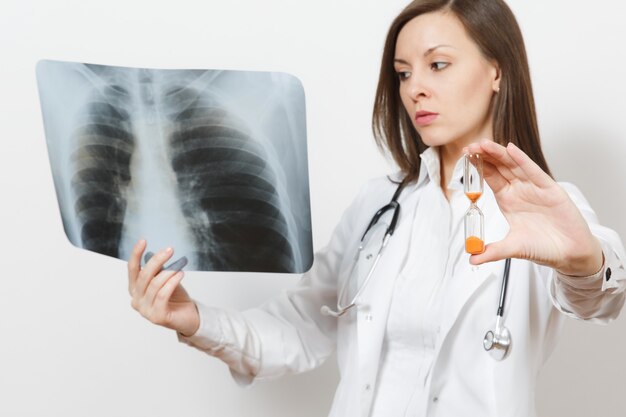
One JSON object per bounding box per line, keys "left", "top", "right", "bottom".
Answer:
{"left": 483, "top": 323, "right": 511, "bottom": 361}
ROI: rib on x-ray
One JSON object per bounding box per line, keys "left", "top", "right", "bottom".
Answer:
{"left": 37, "top": 60, "right": 313, "bottom": 273}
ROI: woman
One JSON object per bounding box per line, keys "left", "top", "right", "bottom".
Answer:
{"left": 128, "top": 0, "right": 626, "bottom": 416}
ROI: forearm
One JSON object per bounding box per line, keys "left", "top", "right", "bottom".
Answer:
{"left": 177, "top": 290, "right": 337, "bottom": 386}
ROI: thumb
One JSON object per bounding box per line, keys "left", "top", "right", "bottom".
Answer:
{"left": 470, "top": 240, "right": 515, "bottom": 265}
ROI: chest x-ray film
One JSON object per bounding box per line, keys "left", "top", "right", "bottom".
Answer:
{"left": 36, "top": 59, "right": 313, "bottom": 273}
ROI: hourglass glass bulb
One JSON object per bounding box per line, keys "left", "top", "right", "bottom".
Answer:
{"left": 465, "top": 207, "right": 485, "bottom": 254}
{"left": 464, "top": 153, "right": 483, "bottom": 202}
{"left": 464, "top": 153, "right": 485, "bottom": 255}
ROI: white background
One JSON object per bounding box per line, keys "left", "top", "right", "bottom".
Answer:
{"left": 1, "top": 1, "right": 624, "bottom": 416}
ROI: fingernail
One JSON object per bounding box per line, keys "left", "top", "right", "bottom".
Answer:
{"left": 165, "top": 247, "right": 173, "bottom": 254}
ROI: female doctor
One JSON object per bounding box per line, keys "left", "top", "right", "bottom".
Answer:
{"left": 127, "top": 0, "right": 626, "bottom": 416}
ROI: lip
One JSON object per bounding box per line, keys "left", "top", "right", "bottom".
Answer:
{"left": 415, "top": 110, "right": 439, "bottom": 126}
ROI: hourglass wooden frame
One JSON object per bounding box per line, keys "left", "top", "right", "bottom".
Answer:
{"left": 464, "top": 153, "right": 485, "bottom": 254}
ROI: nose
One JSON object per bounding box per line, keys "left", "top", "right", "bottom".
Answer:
{"left": 405, "top": 75, "right": 429, "bottom": 102}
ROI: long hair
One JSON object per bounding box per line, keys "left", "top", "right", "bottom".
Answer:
{"left": 372, "top": 0, "right": 551, "bottom": 183}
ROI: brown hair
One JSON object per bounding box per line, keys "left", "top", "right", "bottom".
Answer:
{"left": 372, "top": 0, "right": 551, "bottom": 183}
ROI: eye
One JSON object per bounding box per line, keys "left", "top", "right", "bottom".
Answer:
{"left": 431, "top": 62, "right": 449, "bottom": 71}
{"left": 396, "top": 71, "right": 411, "bottom": 81}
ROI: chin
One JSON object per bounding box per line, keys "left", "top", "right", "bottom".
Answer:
{"left": 417, "top": 130, "right": 454, "bottom": 148}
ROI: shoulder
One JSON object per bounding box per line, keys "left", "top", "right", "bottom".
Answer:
{"left": 339, "top": 171, "right": 403, "bottom": 227}
{"left": 356, "top": 170, "right": 404, "bottom": 195}
{"left": 351, "top": 171, "right": 403, "bottom": 208}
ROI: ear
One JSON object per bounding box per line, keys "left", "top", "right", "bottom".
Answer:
{"left": 490, "top": 61, "right": 502, "bottom": 92}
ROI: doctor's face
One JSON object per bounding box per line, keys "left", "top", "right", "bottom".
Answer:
{"left": 394, "top": 11, "right": 500, "bottom": 149}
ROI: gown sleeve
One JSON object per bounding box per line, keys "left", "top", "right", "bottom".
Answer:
{"left": 177, "top": 181, "right": 372, "bottom": 385}
{"left": 547, "top": 182, "right": 626, "bottom": 322}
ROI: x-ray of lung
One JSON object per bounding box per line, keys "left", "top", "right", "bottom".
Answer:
{"left": 36, "top": 59, "right": 313, "bottom": 273}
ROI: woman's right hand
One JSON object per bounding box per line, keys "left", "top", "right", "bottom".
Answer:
{"left": 128, "top": 239, "right": 200, "bottom": 337}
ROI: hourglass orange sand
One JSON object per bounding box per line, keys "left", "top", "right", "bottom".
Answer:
{"left": 464, "top": 153, "right": 485, "bottom": 254}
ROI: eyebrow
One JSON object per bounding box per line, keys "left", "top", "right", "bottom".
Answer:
{"left": 394, "top": 44, "right": 455, "bottom": 65}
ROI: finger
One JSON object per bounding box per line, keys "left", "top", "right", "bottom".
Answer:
{"left": 153, "top": 271, "right": 185, "bottom": 313}
{"left": 164, "top": 256, "right": 188, "bottom": 272}
{"left": 146, "top": 254, "right": 187, "bottom": 272}
{"left": 128, "top": 239, "right": 147, "bottom": 295}
{"left": 466, "top": 141, "right": 516, "bottom": 182}
{"left": 466, "top": 140, "right": 510, "bottom": 167}
{"left": 144, "top": 268, "right": 182, "bottom": 307}
{"left": 481, "top": 161, "right": 510, "bottom": 194}
{"left": 138, "top": 255, "right": 187, "bottom": 306}
{"left": 506, "top": 142, "right": 554, "bottom": 188}
{"left": 469, "top": 240, "right": 516, "bottom": 265}
{"left": 473, "top": 139, "right": 528, "bottom": 181}
{"left": 136, "top": 247, "right": 174, "bottom": 296}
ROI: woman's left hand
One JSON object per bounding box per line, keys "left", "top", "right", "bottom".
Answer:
{"left": 465, "top": 139, "right": 603, "bottom": 276}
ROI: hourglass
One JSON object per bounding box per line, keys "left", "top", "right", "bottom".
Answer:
{"left": 464, "top": 153, "right": 485, "bottom": 255}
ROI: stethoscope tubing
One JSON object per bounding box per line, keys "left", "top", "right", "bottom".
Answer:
{"left": 321, "top": 180, "right": 406, "bottom": 318}
{"left": 323, "top": 235, "right": 390, "bottom": 318}
{"left": 321, "top": 178, "right": 514, "bottom": 360}
{"left": 497, "top": 258, "right": 511, "bottom": 318}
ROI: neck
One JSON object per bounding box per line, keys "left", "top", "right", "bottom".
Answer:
{"left": 438, "top": 120, "right": 494, "bottom": 196}
{"left": 439, "top": 142, "right": 465, "bottom": 190}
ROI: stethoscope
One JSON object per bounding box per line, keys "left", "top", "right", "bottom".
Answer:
{"left": 320, "top": 178, "right": 513, "bottom": 361}
{"left": 320, "top": 179, "right": 405, "bottom": 318}
{"left": 483, "top": 257, "right": 512, "bottom": 360}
